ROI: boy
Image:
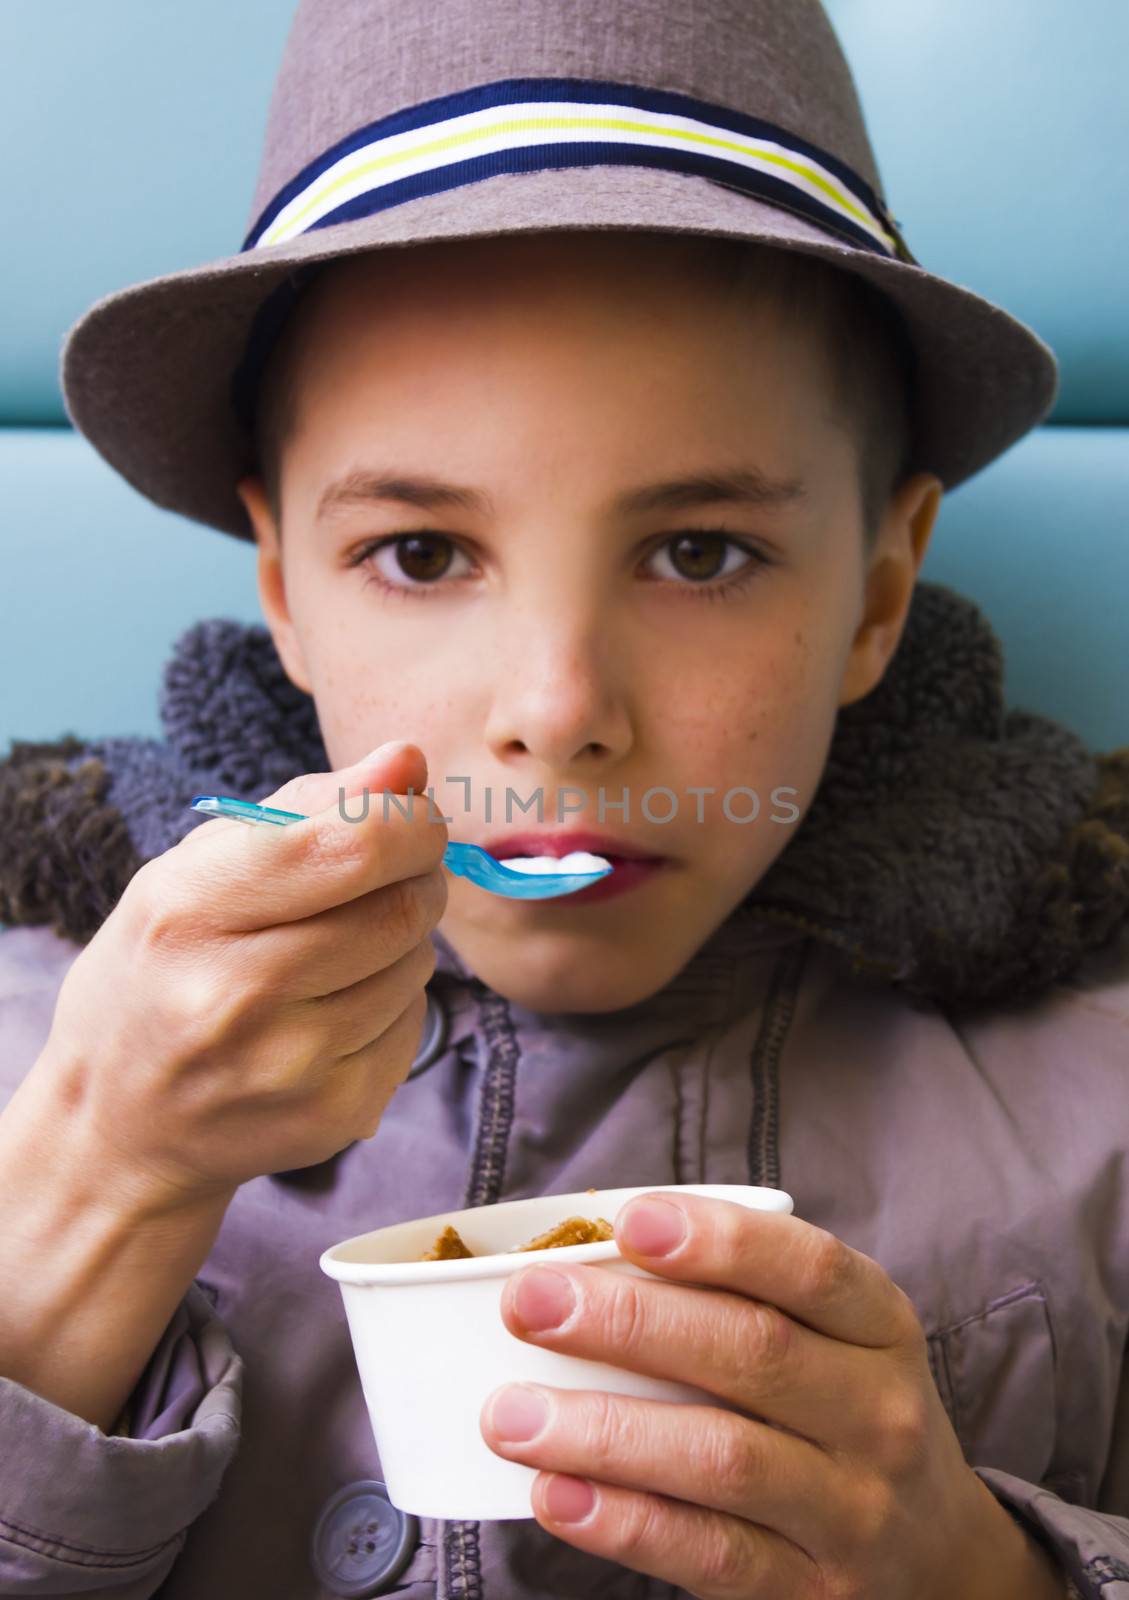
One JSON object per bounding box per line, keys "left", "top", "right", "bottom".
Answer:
{"left": 1, "top": 1, "right": 1127, "bottom": 1596}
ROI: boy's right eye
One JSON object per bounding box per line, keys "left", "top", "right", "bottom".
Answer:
{"left": 348, "top": 532, "right": 474, "bottom": 594}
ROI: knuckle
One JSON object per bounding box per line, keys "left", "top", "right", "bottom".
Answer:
{"left": 378, "top": 875, "right": 432, "bottom": 950}
{"left": 875, "top": 1385, "right": 929, "bottom": 1475}
{"left": 744, "top": 1300, "right": 795, "bottom": 1392}
{"left": 603, "top": 1279, "right": 652, "bottom": 1362}
{"left": 698, "top": 1519, "right": 758, "bottom": 1593}
{"left": 615, "top": 1490, "right": 668, "bottom": 1571}
{"left": 701, "top": 1415, "right": 760, "bottom": 1505}
{"left": 325, "top": 953, "right": 430, "bottom": 1061}
{"left": 126, "top": 863, "right": 195, "bottom": 953}
{"left": 798, "top": 1226, "right": 853, "bottom": 1303}
{"left": 166, "top": 965, "right": 243, "bottom": 1054}
{"left": 583, "top": 1388, "right": 636, "bottom": 1468}
{"left": 307, "top": 990, "right": 366, "bottom": 1063}
{"left": 851, "top": 1477, "right": 898, "bottom": 1557}
{"left": 359, "top": 987, "right": 427, "bottom": 1063}
{"left": 354, "top": 990, "right": 428, "bottom": 1088}
{"left": 308, "top": 806, "right": 366, "bottom": 872}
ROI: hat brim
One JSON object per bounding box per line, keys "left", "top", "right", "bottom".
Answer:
{"left": 60, "top": 164, "right": 1058, "bottom": 541}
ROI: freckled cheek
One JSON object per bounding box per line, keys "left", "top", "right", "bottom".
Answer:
{"left": 661, "top": 642, "right": 832, "bottom": 829}
{"left": 303, "top": 648, "right": 462, "bottom": 769}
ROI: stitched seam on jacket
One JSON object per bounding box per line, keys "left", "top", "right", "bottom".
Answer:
{"left": 441, "top": 985, "right": 520, "bottom": 1600}
{"left": 466, "top": 986, "right": 519, "bottom": 1210}
{"left": 931, "top": 1279, "right": 1046, "bottom": 1339}
{"left": 747, "top": 939, "right": 808, "bottom": 1189}
{"left": 0, "top": 1516, "right": 182, "bottom": 1568}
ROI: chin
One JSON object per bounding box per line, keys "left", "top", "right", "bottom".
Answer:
{"left": 463, "top": 937, "right": 682, "bottom": 1016}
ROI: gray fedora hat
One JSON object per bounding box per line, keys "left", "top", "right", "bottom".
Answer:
{"left": 60, "top": 0, "right": 1059, "bottom": 543}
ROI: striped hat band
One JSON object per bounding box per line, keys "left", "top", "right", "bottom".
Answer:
{"left": 242, "top": 75, "right": 916, "bottom": 266}
{"left": 60, "top": 0, "right": 1061, "bottom": 539}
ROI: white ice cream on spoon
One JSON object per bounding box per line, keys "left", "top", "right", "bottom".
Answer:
{"left": 496, "top": 850, "right": 611, "bottom": 875}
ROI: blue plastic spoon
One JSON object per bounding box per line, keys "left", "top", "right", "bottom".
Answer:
{"left": 187, "top": 795, "right": 613, "bottom": 900}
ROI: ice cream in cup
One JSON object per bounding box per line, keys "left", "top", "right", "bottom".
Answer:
{"left": 319, "top": 1182, "right": 794, "bottom": 1520}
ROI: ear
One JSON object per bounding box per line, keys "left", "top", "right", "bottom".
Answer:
{"left": 235, "top": 474, "right": 315, "bottom": 696}
{"left": 837, "top": 471, "right": 944, "bottom": 709}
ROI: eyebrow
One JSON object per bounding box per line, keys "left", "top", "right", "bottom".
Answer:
{"left": 315, "top": 465, "right": 808, "bottom": 525}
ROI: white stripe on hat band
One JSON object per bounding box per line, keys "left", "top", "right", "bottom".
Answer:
{"left": 250, "top": 98, "right": 900, "bottom": 257}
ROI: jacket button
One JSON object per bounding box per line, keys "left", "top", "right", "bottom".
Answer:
{"left": 406, "top": 988, "right": 447, "bottom": 1080}
{"left": 309, "top": 1479, "right": 419, "bottom": 1597}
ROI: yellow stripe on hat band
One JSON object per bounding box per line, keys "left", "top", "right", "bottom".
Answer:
{"left": 247, "top": 87, "right": 908, "bottom": 262}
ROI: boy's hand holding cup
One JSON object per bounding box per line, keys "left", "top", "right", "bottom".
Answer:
{"left": 31, "top": 739, "right": 447, "bottom": 1218}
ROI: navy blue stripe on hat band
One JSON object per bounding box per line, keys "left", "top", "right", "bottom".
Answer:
{"left": 241, "top": 74, "right": 915, "bottom": 266}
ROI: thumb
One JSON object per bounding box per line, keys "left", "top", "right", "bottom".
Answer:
{"left": 259, "top": 740, "right": 430, "bottom": 819}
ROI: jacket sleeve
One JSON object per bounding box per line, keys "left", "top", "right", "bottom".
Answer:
{"left": 971, "top": 1265, "right": 1129, "bottom": 1597}
{"left": 0, "top": 926, "right": 243, "bottom": 1596}
{"left": 0, "top": 1285, "right": 241, "bottom": 1596}
{"left": 973, "top": 1459, "right": 1129, "bottom": 1599}
{"left": 957, "top": 930, "right": 1129, "bottom": 1600}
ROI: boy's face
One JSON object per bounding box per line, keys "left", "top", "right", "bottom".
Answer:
{"left": 238, "top": 232, "right": 941, "bottom": 1015}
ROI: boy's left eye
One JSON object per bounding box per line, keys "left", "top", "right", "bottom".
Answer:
{"left": 643, "top": 530, "right": 763, "bottom": 585}
{"left": 346, "top": 528, "right": 769, "bottom": 596}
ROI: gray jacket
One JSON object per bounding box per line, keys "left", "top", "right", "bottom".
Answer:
{"left": 1, "top": 580, "right": 1127, "bottom": 1599}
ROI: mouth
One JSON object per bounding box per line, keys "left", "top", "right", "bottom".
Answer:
{"left": 479, "top": 831, "right": 668, "bottom": 866}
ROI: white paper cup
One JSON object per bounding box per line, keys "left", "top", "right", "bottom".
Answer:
{"left": 319, "top": 1182, "right": 794, "bottom": 1520}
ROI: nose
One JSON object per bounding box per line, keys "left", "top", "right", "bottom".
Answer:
{"left": 482, "top": 597, "right": 633, "bottom": 774}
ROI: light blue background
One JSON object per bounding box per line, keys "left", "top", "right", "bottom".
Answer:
{"left": 2, "top": 0, "right": 1127, "bottom": 752}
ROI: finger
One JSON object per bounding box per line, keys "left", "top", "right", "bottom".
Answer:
{"left": 613, "top": 1192, "right": 919, "bottom": 1350}
{"left": 526, "top": 1468, "right": 818, "bottom": 1600}
{"left": 499, "top": 1259, "right": 898, "bottom": 1454}
{"left": 293, "top": 936, "right": 437, "bottom": 1059}
{"left": 317, "top": 988, "right": 431, "bottom": 1144}
{"left": 219, "top": 862, "right": 447, "bottom": 1002}
{"left": 255, "top": 738, "right": 429, "bottom": 817}
{"left": 481, "top": 1384, "right": 854, "bottom": 1563}
{"left": 163, "top": 742, "right": 449, "bottom": 931}
{"left": 177, "top": 740, "right": 427, "bottom": 850}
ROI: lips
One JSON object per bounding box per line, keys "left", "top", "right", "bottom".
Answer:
{"left": 479, "top": 830, "right": 666, "bottom": 864}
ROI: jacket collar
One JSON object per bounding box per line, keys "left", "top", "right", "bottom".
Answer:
{"left": 2, "top": 580, "right": 1126, "bottom": 1008}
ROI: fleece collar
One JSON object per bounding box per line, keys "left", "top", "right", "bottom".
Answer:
{"left": 2, "top": 580, "right": 1127, "bottom": 1008}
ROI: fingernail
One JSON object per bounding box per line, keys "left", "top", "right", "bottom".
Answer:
{"left": 513, "top": 1267, "right": 576, "bottom": 1332}
{"left": 620, "top": 1197, "right": 686, "bottom": 1257}
{"left": 544, "top": 1475, "right": 598, "bottom": 1523}
{"left": 488, "top": 1383, "right": 549, "bottom": 1443}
